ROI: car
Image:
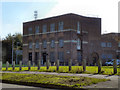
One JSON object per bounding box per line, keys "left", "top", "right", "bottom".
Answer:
{"left": 105, "top": 59, "right": 120, "bottom": 66}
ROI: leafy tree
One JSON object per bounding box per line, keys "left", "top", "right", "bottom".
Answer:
{"left": 2, "top": 33, "right": 22, "bottom": 64}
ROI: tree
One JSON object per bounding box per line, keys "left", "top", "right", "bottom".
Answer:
{"left": 2, "top": 33, "right": 22, "bottom": 64}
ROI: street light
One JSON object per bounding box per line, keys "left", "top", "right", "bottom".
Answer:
{"left": 12, "top": 35, "right": 14, "bottom": 65}
{"left": 16, "top": 42, "right": 20, "bottom": 64}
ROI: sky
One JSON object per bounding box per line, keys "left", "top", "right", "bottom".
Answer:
{"left": 0, "top": 0, "right": 120, "bottom": 39}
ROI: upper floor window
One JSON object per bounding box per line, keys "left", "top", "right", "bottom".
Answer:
{"left": 77, "top": 38, "right": 81, "bottom": 50}
{"left": 107, "top": 42, "right": 112, "bottom": 47}
{"left": 35, "top": 40, "right": 39, "bottom": 49}
{"left": 43, "top": 40, "right": 47, "bottom": 49}
{"left": 42, "top": 24, "right": 47, "bottom": 33}
{"left": 28, "top": 27, "right": 32, "bottom": 34}
{"left": 35, "top": 26, "right": 39, "bottom": 34}
{"left": 118, "top": 42, "right": 120, "bottom": 47}
{"left": 51, "top": 40, "right": 55, "bottom": 48}
{"left": 58, "top": 21, "right": 63, "bottom": 31}
{"left": 77, "top": 21, "right": 81, "bottom": 34}
{"left": 101, "top": 42, "right": 106, "bottom": 47}
{"left": 59, "top": 39, "right": 64, "bottom": 48}
{"left": 29, "top": 42, "right": 32, "bottom": 49}
{"left": 50, "top": 23, "right": 55, "bottom": 32}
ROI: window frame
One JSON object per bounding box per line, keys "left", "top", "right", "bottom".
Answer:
{"left": 42, "top": 24, "right": 47, "bottom": 33}
{"left": 50, "top": 23, "right": 55, "bottom": 32}
{"left": 58, "top": 21, "right": 63, "bottom": 31}
{"left": 35, "top": 26, "right": 39, "bottom": 34}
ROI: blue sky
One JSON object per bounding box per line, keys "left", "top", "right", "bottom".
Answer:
{"left": 1, "top": 1, "right": 57, "bottom": 38}
{"left": 1, "top": 0, "right": 119, "bottom": 39}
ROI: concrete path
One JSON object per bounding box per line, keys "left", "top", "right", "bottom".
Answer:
{"left": 1, "top": 71, "right": 120, "bottom": 89}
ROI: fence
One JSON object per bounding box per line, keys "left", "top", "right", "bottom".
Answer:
{"left": 2, "top": 59, "right": 119, "bottom": 74}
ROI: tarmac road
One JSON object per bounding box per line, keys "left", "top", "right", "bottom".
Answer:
{"left": 1, "top": 83, "right": 57, "bottom": 90}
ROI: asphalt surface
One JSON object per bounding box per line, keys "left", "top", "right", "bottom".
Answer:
{"left": 1, "top": 83, "right": 57, "bottom": 90}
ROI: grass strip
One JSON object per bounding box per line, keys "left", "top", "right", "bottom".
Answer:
{"left": 1, "top": 73, "right": 110, "bottom": 89}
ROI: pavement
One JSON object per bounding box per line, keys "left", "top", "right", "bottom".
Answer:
{"left": 1, "top": 71, "right": 120, "bottom": 89}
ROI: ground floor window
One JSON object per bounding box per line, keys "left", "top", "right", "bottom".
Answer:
{"left": 58, "top": 52, "right": 64, "bottom": 62}
{"left": 28, "top": 52, "right": 32, "bottom": 62}
{"left": 77, "top": 51, "right": 82, "bottom": 62}
{"left": 50, "top": 52, "right": 55, "bottom": 62}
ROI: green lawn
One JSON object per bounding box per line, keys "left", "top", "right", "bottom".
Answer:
{"left": 1, "top": 73, "right": 109, "bottom": 88}
{"left": 2, "top": 66, "right": 120, "bottom": 75}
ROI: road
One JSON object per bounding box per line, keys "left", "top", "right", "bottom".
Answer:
{"left": 1, "top": 83, "right": 57, "bottom": 90}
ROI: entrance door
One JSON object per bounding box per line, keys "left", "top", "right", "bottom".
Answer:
{"left": 35, "top": 52, "right": 39, "bottom": 65}
{"left": 42, "top": 52, "right": 47, "bottom": 64}
{"left": 28, "top": 52, "right": 32, "bottom": 64}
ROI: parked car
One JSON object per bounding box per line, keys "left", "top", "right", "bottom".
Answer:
{"left": 105, "top": 59, "right": 120, "bottom": 65}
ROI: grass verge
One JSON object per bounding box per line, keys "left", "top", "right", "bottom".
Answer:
{"left": 1, "top": 73, "right": 109, "bottom": 89}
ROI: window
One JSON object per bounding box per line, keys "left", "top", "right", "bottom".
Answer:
{"left": 58, "top": 21, "right": 63, "bottom": 31}
{"left": 107, "top": 42, "right": 112, "bottom": 47}
{"left": 58, "top": 52, "right": 64, "bottom": 62}
{"left": 77, "top": 38, "right": 81, "bottom": 50}
{"left": 59, "top": 39, "right": 64, "bottom": 48}
{"left": 50, "top": 23, "right": 55, "bottom": 32}
{"left": 28, "top": 27, "right": 32, "bottom": 34}
{"left": 35, "top": 40, "right": 39, "bottom": 49}
{"left": 29, "top": 42, "right": 32, "bottom": 49}
{"left": 35, "top": 26, "right": 39, "bottom": 34}
{"left": 107, "top": 54, "right": 113, "bottom": 59}
{"left": 77, "top": 51, "right": 81, "bottom": 61}
{"left": 29, "top": 52, "right": 32, "bottom": 61}
{"left": 101, "top": 54, "right": 106, "bottom": 59}
{"left": 50, "top": 52, "right": 55, "bottom": 62}
{"left": 101, "top": 42, "right": 106, "bottom": 47}
{"left": 77, "top": 21, "right": 81, "bottom": 34}
{"left": 51, "top": 40, "right": 55, "bottom": 48}
{"left": 42, "top": 24, "right": 47, "bottom": 33}
{"left": 118, "top": 42, "right": 120, "bottom": 47}
{"left": 43, "top": 40, "right": 47, "bottom": 49}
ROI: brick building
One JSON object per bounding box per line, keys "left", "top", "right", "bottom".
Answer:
{"left": 23, "top": 13, "right": 101, "bottom": 65}
{"left": 99, "top": 33, "right": 120, "bottom": 64}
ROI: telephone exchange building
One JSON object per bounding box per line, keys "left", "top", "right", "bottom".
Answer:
{"left": 23, "top": 13, "right": 101, "bottom": 65}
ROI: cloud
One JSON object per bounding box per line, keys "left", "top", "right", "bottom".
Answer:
{"left": 45, "top": 0, "right": 119, "bottom": 34}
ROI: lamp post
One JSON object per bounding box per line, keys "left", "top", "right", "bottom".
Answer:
{"left": 12, "top": 35, "right": 15, "bottom": 65}
{"left": 16, "top": 42, "right": 19, "bottom": 64}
